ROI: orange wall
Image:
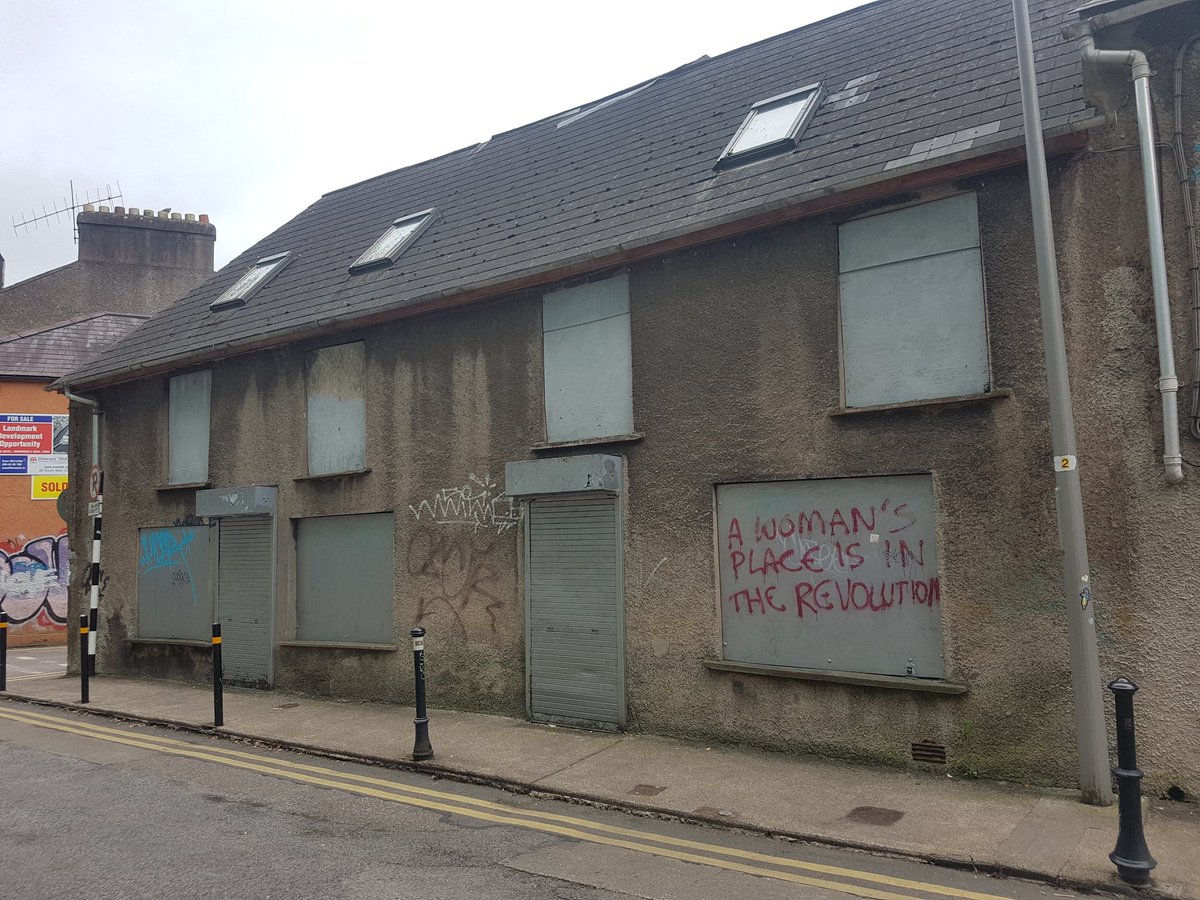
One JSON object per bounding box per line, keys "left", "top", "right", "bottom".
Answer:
{"left": 0, "top": 381, "right": 69, "bottom": 646}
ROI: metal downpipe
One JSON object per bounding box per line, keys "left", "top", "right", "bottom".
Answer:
{"left": 64, "top": 389, "right": 100, "bottom": 468}
{"left": 1078, "top": 34, "right": 1184, "bottom": 483}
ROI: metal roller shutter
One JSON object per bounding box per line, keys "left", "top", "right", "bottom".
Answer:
{"left": 217, "top": 515, "right": 273, "bottom": 687}
{"left": 527, "top": 496, "right": 622, "bottom": 726}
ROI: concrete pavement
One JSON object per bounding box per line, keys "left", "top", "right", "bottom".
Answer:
{"left": 4, "top": 670, "right": 1197, "bottom": 898}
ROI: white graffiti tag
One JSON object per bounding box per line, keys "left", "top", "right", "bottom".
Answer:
{"left": 408, "top": 474, "right": 522, "bottom": 534}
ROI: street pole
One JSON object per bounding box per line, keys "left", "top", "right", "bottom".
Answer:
{"left": 1011, "top": 0, "right": 1112, "bottom": 805}
{"left": 410, "top": 627, "right": 433, "bottom": 761}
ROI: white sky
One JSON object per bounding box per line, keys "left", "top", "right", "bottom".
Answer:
{"left": 0, "top": 0, "right": 871, "bottom": 288}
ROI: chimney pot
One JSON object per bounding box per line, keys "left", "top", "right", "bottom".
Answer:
{"left": 129, "top": 207, "right": 140, "bottom": 216}
{"left": 83, "top": 204, "right": 95, "bottom": 212}
{"left": 99, "top": 206, "right": 110, "bottom": 213}
{"left": 184, "top": 213, "right": 196, "bottom": 222}
{"left": 158, "top": 210, "right": 168, "bottom": 219}
{"left": 199, "top": 214, "right": 210, "bottom": 224}
{"left": 115, "top": 206, "right": 125, "bottom": 215}
{"left": 170, "top": 213, "right": 182, "bottom": 220}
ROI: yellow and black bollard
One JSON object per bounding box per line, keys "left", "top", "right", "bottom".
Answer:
{"left": 410, "top": 627, "right": 433, "bottom": 761}
{"left": 0, "top": 610, "right": 8, "bottom": 691}
{"left": 212, "top": 623, "right": 224, "bottom": 727}
{"left": 79, "top": 614, "right": 90, "bottom": 704}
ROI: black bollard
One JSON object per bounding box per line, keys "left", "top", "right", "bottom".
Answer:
{"left": 410, "top": 627, "right": 433, "bottom": 761}
{"left": 212, "top": 623, "right": 224, "bottom": 727}
{"left": 0, "top": 610, "right": 8, "bottom": 691}
{"left": 1109, "top": 677, "right": 1156, "bottom": 885}
{"left": 79, "top": 615, "right": 89, "bottom": 704}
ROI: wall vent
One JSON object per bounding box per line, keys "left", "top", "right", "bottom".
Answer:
{"left": 911, "top": 740, "right": 947, "bottom": 765}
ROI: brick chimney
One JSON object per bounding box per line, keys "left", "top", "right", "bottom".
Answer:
{"left": 77, "top": 205, "right": 215, "bottom": 272}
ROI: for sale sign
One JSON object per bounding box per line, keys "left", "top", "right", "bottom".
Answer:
{"left": 0, "top": 413, "right": 68, "bottom": 476}
{"left": 0, "top": 415, "right": 52, "bottom": 454}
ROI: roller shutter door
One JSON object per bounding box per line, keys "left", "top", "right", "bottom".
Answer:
{"left": 217, "top": 516, "right": 273, "bottom": 687}
{"left": 527, "top": 496, "right": 622, "bottom": 726}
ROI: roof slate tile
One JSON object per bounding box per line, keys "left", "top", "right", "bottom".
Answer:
{"left": 65, "top": 0, "right": 1091, "bottom": 387}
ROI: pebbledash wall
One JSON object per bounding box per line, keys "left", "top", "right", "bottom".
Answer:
{"left": 75, "top": 149, "right": 1200, "bottom": 796}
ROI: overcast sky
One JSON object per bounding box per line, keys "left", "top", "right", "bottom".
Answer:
{"left": 1, "top": 0, "right": 871, "bottom": 288}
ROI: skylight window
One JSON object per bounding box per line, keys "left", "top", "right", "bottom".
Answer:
{"left": 350, "top": 209, "right": 435, "bottom": 272}
{"left": 210, "top": 251, "right": 293, "bottom": 309}
{"left": 716, "top": 83, "right": 823, "bottom": 169}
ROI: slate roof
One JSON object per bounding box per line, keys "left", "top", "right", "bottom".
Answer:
{"left": 63, "top": 0, "right": 1096, "bottom": 389}
{"left": 0, "top": 313, "right": 148, "bottom": 379}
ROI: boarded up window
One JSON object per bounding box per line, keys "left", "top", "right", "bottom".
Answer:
{"left": 295, "top": 512, "right": 394, "bottom": 643}
{"left": 137, "top": 525, "right": 216, "bottom": 640}
{"left": 543, "top": 274, "right": 634, "bottom": 443}
{"left": 716, "top": 474, "right": 944, "bottom": 678}
{"left": 306, "top": 342, "right": 366, "bottom": 476}
{"left": 839, "top": 193, "right": 989, "bottom": 407}
{"left": 168, "top": 370, "right": 211, "bottom": 485}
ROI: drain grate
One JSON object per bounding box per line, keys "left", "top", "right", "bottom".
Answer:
{"left": 911, "top": 740, "right": 947, "bottom": 764}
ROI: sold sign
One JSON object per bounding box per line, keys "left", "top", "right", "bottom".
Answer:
{"left": 32, "top": 476, "right": 68, "bottom": 500}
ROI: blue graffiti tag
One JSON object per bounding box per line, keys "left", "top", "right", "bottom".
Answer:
{"left": 138, "top": 528, "right": 199, "bottom": 604}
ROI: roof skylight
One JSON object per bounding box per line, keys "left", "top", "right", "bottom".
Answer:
{"left": 716, "top": 83, "right": 823, "bottom": 169}
{"left": 210, "top": 251, "right": 293, "bottom": 310}
{"left": 350, "top": 209, "right": 435, "bottom": 272}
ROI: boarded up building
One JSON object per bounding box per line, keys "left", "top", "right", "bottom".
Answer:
{"left": 56, "top": 0, "right": 1200, "bottom": 796}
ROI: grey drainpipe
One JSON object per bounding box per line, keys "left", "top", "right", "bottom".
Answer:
{"left": 64, "top": 389, "right": 100, "bottom": 468}
{"left": 1076, "top": 30, "right": 1184, "bottom": 484}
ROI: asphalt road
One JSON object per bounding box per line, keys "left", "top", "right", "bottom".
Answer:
{"left": 2, "top": 643, "right": 68, "bottom": 684}
{"left": 0, "top": 700, "right": 1100, "bottom": 900}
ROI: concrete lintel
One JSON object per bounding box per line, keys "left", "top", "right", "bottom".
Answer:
{"left": 505, "top": 454, "right": 622, "bottom": 498}
{"left": 196, "top": 484, "right": 278, "bottom": 517}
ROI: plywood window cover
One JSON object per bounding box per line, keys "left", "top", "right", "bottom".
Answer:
{"left": 210, "top": 251, "right": 294, "bottom": 309}
{"left": 350, "top": 208, "right": 436, "bottom": 272}
{"left": 716, "top": 82, "right": 823, "bottom": 169}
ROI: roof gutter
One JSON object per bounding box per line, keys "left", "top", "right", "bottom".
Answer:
{"left": 1070, "top": 25, "right": 1184, "bottom": 483}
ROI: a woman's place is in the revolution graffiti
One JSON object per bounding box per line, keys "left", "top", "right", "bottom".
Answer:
{"left": 716, "top": 474, "right": 945, "bottom": 679}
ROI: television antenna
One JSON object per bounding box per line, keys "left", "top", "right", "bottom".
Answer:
{"left": 12, "top": 180, "right": 124, "bottom": 243}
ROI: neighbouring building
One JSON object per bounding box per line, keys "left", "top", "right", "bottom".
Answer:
{"left": 56, "top": 0, "right": 1200, "bottom": 796}
{"left": 0, "top": 208, "right": 214, "bottom": 644}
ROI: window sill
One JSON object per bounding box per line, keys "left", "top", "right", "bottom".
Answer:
{"left": 157, "top": 481, "right": 211, "bottom": 492}
{"left": 294, "top": 468, "right": 372, "bottom": 483}
{"left": 703, "top": 659, "right": 968, "bottom": 695}
{"left": 532, "top": 432, "right": 644, "bottom": 452}
{"left": 128, "top": 637, "right": 210, "bottom": 648}
{"left": 829, "top": 389, "right": 1011, "bottom": 417}
{"left": 279, "top": 640, "right": 396, "bottom": 652}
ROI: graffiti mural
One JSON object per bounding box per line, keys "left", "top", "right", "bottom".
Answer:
{"left": 0, "top": 533, "right": 69, "bottom": 633}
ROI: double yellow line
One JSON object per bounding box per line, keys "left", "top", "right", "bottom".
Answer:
{"left": 0, "top": 703, "right": 1013, "bottom": 900}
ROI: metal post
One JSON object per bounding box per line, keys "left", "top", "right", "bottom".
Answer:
{"left": 1109, "top": 678, "right": 1157, "bottom": 885}
{"left": 79, "top": 614, "right": 89, "bottom": 704}
{"left": 0, "top": 611, "right": 8, "bottom": 691}
{"left": 212, "top": 623, "right": 224, "bottom": 727}
{"left": 1011, "top": 0, "right": 1112, "bottom": 805}
{"left": 410, "top": 627, "right": 433, "bottom": 761}
{"left": 88, "top": 472, "right": 103, "bottom": 677}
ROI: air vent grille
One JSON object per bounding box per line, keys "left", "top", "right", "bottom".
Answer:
{"left": 911, "top": 740, "right": 948, "bottom": 765}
